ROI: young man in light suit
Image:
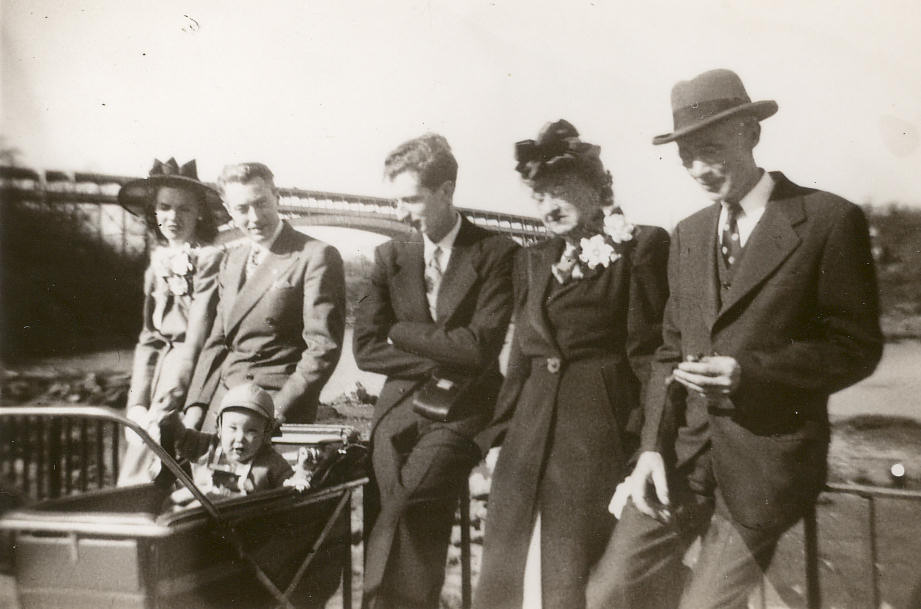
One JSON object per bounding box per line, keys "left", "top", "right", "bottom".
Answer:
{"left": 354, "top": 134, "right": 518, "bottom": 609}
{"left": 587, "top": 69, "right": 883, "bottom": 609}
{"left": 183, "top": 162, "right": 346, "bottom": 432}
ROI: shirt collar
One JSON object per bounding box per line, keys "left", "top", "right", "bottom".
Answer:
{"left": 731, "top": 170, "right": 774, "bottom": 216}
{"left": 423, "top": 212, "right": 462, "bottom": 256}
{"left": 252, "top": 221, "right": 285, "bottom": 253}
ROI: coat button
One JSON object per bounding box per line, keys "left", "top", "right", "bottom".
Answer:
{"left": 245, "top": 373, "right": 255, "bottom": 381}
{"left": 546, "top": 357, "right": 561, "bottom": 374}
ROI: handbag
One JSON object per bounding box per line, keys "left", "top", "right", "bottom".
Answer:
{"left": 412, "top": 368, "right": 477, "bottom": 422}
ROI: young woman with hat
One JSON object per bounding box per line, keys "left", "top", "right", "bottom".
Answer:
{"left": 116, "top": 158, "right": 228, "bottom": 486}
{"left": 474, "top": 121, "right": 670, "bottom": 609}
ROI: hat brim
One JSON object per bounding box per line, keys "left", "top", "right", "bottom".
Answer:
{"left": 652, "top": 100, "right": 778, "bottom": 145}
{"left": 117, "top": 175, "right": 230, "bottom": 226}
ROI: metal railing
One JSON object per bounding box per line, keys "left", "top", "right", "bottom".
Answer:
{"left": 802, "top": 482, "right": 921, "bottom": 609}
{"left": 0, "top": 408, "right": 121, "bottom": 501}
{"left": 1, "top": 166, "right": 549, "bottom": 243}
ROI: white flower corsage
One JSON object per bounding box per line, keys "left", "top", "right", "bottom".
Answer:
{"left": 579, "top": 234, "right": 618, "bottom": 269}
{"left": 553, "top": 209, "right": 635, "bottom": 283}
{"left": 154, "top": 244, "right": 197, "bottom": 297}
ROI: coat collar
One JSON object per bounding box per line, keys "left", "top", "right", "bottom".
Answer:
{"left": 682, "top": 204, "right": 722, "bottom": 328}
{"left": 391, "top": 230, "right": 432, "bottom": 322}
{"left": 223, "top": 222, "right": 302, "bottom": 334}
{"left": 434, "top": 215, "right": 481, "bottom": 323}
{"left": 713, "top": 171, "right": 806, "bottom": 327}
{"left": 526, "top": 237, "right": 565, "bottom": 354}
{"left": 390, "top": 215, "right": 484, "bottom": 324}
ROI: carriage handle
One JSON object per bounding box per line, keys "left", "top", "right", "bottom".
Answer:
{"left": 0, "top": 405, "right": 299, "bottom": 609}
{"left": 0, "top": 405, "right": 225, "bottom": 519}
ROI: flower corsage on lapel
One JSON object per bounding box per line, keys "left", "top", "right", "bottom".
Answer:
{"left": 552, "top": 209, "right": 635, "bottom": 284}
{"left": 152, "top": 244, "right": 197, "bottom": 297}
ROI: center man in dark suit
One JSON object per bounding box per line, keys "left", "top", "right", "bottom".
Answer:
{"left": 354, "top": 134, "right": 518, "bottom": 609}
{"left": 587, "top": 69, "right": 884, "bottom": 609}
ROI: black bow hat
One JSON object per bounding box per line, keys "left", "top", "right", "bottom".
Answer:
{"left": 117, "top": 158, "right": 229, "bottom": 226}
{"left": 514, "top": 119, "right": 602, "bottom": 180}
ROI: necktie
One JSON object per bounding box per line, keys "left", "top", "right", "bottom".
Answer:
{"left": 721, "top": 202, "right": 743, "bottom": 268}
{"left": 425, "top": 246, "right": 443, "bottom": 315}
{"left": 243, "top": 246, "right": 263, "bottom": 284}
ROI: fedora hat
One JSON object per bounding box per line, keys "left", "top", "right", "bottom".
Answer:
{"left": 118, "top": 158, "right": 229, "bottom": 226}
{"left": 652, "top": 69, "right": 777, "bottom": 145}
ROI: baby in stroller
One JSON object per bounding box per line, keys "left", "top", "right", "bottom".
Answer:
{"left": 164, "top": 382, "right": 307, "bottom": 505}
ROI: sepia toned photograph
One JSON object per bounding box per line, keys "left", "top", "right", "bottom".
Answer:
{"left": 1, "top": 1, "right": 919, "bottom": 608}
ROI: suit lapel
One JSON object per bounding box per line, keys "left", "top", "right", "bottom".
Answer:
{"left": 434, "top": 218, "right": 477, "bottom": 323}
{"left": 526, "top": 238, "right": 564, "bottom": 354}
{"left": 392, "top": 233, "right": 432, "bottom": 322}
{"left": 221, "top": 245, "right": 247, "bottom": 331}
{"left": 716, "top": 179, "right": 805, "bottom": 322}
{"left": 225, "top": 224, "right": 300, "bottom": 334}
{"left": 152, "top": 285, "right": 168, "bottom": 331}
{"left": 688, "top": 204, "right": 722, "bottom": 330}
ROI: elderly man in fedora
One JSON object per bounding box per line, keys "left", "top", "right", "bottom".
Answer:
{"left": 586, "top": 69, "right": 883, "bottom": 609}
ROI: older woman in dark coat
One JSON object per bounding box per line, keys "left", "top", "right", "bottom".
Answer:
{"left": 474, "top": 121, "right": 670, "bottom": 609}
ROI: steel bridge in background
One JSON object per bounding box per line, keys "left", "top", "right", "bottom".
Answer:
{"left": 0, "top": 166, "right": 549, "bottom": 247}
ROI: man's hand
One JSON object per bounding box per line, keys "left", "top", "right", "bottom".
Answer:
{"left": 608, "top": 474, "right": 632, "bottom": 519}
{"left": 628, "top": 451, "right": 671, "bottom": 523}
{"left": 150, "top": 388, "right": 186, "bottom": 419}
{"left": 183, "top": 404, "right": 205, "bottom": 430}
{"left": 672, "top": 354, "right": 741, "bottom": 398}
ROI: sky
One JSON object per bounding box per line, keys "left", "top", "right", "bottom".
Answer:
{"left": 2, "top": 0, "right": 920, "bottom": 230}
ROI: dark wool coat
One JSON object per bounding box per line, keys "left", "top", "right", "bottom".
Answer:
{"left": 353, "top": 216, "right": 519, "bottom": 609}
{"left": 475, "top": 225, "right": 670, "bottom": 609}
{"left": 641, "top": 173, "right": 883, "bottom": 532}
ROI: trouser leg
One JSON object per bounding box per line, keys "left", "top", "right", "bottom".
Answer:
{"left": 678, "top": 503, "right": 782, "bottom": 609}
{"left": 365, "top": 424, "right": 479, "bottom": 609}
{"left": 586, "top": 491, "right": 713, "bottom": 609}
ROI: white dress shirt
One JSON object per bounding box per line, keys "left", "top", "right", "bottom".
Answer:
{"left": 245, "top": 221, "right": 285, "bottom": 280}
{"left": 422, "top": 212, "right": 462, "bottom": 318}
{"left": 717, "top": 170, "right": 774, "bottom": 247}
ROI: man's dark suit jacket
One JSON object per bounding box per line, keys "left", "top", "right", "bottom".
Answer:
{"left": 352, "top": 215, "right": 517, "bottom": 607}
{"left": 185, "top": 222, "right": 346, "bottom": 427}
{"left": 641, "top": 172, "right": 883, "bottom": 531}
{"left": 354, "top": 215, "right": 519, "bottom": 443}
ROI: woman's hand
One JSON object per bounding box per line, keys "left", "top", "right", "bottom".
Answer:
{"left": 124, "top": 405, "right": 150, "bottom": 445}
{"left": 150, "top": 388, "right": 186, "bottom": 419}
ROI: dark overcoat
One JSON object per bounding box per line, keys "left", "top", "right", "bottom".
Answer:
{"left": 475, "top": 225, "right": 670, "bottom": 609}
{"left": 353, "top": 215, "right": 518, "bottom": 609}
{"left": 641, "top": 173, "right": 884, "bottom": 531}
